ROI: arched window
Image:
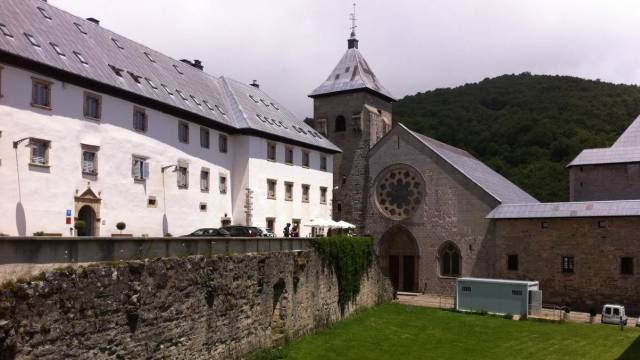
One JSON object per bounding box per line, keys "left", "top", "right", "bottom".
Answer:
{"left": 335, "top": 115, "right": 346, "bottom": 132}
{"left": 439, "top": 242, "right": 461, "bottom": 277}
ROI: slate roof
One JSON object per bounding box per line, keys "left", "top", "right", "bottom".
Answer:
{"left": 309, "top": 48, "right": 395, "bottom": 101}
{"left": 487, "top": 200, "right": 640, "bottom": 219}
{"left": 0, "top": 0, "right": 339, "bottom": 153}
{"left": 569, "top": 115, "right": 640, "bottom": 166}
{"left": 402, "top": 125, "right": 538, "bottom": 204}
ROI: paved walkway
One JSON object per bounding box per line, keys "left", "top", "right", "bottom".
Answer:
{"left": 396, "top": 293, "right": 638, "bottom": 327}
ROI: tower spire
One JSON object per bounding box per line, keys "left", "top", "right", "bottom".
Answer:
{"left": 348, "top": 3, "right": 359, "bottom": 49}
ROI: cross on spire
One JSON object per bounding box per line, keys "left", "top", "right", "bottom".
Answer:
{"left": 347, "top": 2, "right": 359, "bottom": 49}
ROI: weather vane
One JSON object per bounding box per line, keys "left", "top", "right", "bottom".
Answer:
{"left": 349, "top": 2, "right": 357, "bottom": 36}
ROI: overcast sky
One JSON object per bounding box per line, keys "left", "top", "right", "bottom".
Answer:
{"left": 50, "top": 0, "right": 640, "bottom": 118}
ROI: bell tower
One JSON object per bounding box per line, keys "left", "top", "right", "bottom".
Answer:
{"left": 308, "top": 3, "right": 395, "bottom": 232}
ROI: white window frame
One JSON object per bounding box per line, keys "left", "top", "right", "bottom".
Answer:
{"left": 29, "top": 138, "right": 50, "bottom": 167}
{"left": 131, "top": 155, "right": 149, "bottom": 182}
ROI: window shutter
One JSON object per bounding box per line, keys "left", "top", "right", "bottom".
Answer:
{"left": 132, "top": 159, "right": 141, "bottom": 179}
{"left": 143, "top": 161, "right": 150, "bottom": 179}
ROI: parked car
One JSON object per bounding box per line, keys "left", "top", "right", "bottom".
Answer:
{"left": 256, "top": 227, "right": 275, "bottom": 237}
{"left": 182, "top": 228, "right": 230, "bottom": 237}
{"left": 223, "top": 225, "right": 259, "bottom": 237}
{"left": 601, "top": 304, "right": 628, "bottom": 325}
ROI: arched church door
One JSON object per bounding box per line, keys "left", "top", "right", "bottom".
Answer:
{"left": 77, "top": 205, "right": 96, "bottom": 236}
{"left": 379, "top": 226, "right": 419, "bottom": 292}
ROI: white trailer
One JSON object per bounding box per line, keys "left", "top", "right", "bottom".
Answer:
{"left": 456, "top": 277, "right": 542, "bottom": 316}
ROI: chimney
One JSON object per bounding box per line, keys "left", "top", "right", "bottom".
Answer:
{"left": 250, "top": 80, "right": 259, "bottom": 89}
{"left": 180, "top": 59, "right": 204, "bottom": 71}
{"left": 86, "top": 17, "right": 100, "bottom": 25}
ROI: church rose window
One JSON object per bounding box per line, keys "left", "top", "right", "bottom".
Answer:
{"left": 374, "top": 164, "right": 424, "bottom": 220}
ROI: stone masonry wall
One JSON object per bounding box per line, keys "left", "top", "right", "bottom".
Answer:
{"left": 570, "top": 163, "right": 640, "bottom": 201}
{"left": 0, "top": 250, "right": 392, "bottom": 359}
{"left": 494, "top": 217, "right": 640, "bottom": 314}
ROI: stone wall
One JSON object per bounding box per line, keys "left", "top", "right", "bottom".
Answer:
{"left": 366, "top": 126, "right": 499, "bottom": 295}
{"left": 570, "top": 163, "right": 640, "bottom": 201}
{"left": 0, "top": 250, "right": 393, "bottom": 359}
{"left": 494, "top": 217, "right": 640, "bottom": 314}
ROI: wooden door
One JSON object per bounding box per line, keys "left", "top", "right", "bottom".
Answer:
{"left": 389, "top": 256, "right": 400, "bottom": 290}
{"left": 403, "top": 256, "right": 415, "bottom": 292}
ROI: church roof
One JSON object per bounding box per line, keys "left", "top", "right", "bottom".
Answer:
{"left": 487, "top": 199, "right": 640, "bottom": 219}
{"left": 309, "top": 48, "right": 395, "bottom": 102}
{"left": 0, "top": 0, "right": 340, "bottom": 153}
{"left": 401, "top": 125, "right": 538, "bottom": 204}
{"left": 569, "top": 115, "right": 640, "bottom": 166}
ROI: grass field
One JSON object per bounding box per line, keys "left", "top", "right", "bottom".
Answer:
{"left": 255, "top": 303, "right": 640, "bottom": 360}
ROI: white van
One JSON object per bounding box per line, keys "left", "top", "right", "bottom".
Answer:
{"left": 601, "top": 304, "right": 628, "bottom": 325}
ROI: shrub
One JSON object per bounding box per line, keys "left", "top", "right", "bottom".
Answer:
{"left": 74, "top": 220, "right": 86, "bottom": 231}
{"left": 33, "top": 231, "right": 45, "bottom": 236}
{"left": 311, "top": 235, "right": 374, "bottom": 315}
{"left": 502, "top": 313, "right": 513, "bottom": 320}
{"left": 116, "top": 222, "right": 126, "bottom": 232}
{"left": 589, "top": 304, "right": 597, "bottom": 317}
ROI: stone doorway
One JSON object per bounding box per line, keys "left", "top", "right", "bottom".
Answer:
{"left": 74, "top": 186, "right": 101, "bottom": 237}
{"left": 379, "top": 225, "right": 419, "bottom": 292}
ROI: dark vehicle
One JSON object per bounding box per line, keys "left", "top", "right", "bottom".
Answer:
{"left": 223, "top": 225, "right": 259, "bottom": 237}
{"left": 182, "top": 228, "right": 230, "bottom": 237}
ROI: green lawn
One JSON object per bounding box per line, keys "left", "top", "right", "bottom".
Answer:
{"left": 257, "top": 303, "right": 640, "bottom": 360}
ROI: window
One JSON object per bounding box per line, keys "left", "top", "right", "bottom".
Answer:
{"left": 598, "top": 220, "right": 608, "bottom": 229}
{"left": 177, "top": 165, "right": 189, "bottom": 189}
{"left": 561, "top": 256, "right": 574, "bottom": 274}
{"left": 219, "top": 174, "right": 227, "bottom": 194}
{"left": 0, "top": 23, "right": 13, "bottom": 38}
{"left": 144, "top": 52, "right": 156, "bottom": 63}
{"left": 215, "top": 105, "right": 226, "bottom": 115}
{"left": 335, "top": 115, "right": 346, "bottom": 132}
{"left": 29, "top": 138, "right": 50, "bottom": 166}
{"left": 285, "top": 146, "right": 294, "bottom": 164}
{"left": 131, "top": 156, "right": 149, "bottom": 181}
{"left": 461, "top": 286, "right": 471, "bottom": 292}
{"left": 83, "top": 92, "right": 101, "bottom": 120}
{"left": 200, "top": 202, "right": 208, "bottom": 212}
{"left": 439, "top": 242, "right": 461, "bottom": 277}
{"left": 267, "top": 142, "right": 277, "bottom": 161}
{"left": 190, "top": 95, "right": 201, "bottom": 106}
{"left": 133, "top": 107, "right": 147, "bottom": 132}
{"left": 320, "top": 155, "right": 327, "bottom": 171}
{"left": 178, "top": 122, "right": 189, "bottom": 143}
{"left": 266, "top": 218, "right": 275, "bottom": 231}
{"left": 37, "top": 6, "right": 52, "bottom": 20}
{"left": 621, "top": 257, "right": 634, "bottom": 275}
{"left": 145, "top": 78, "right": 158, "bottom": 90}
{"left": 302, "top": 151, "right": 310, "bottom": 167}
{"left": 200, "top": 168, "right": 210, "bottom": 192}
{"left": 219, "top": 134, "right": 228, "bottom": 153}
{"left": 507, "top": 255, "right": 519, "bottom": 271}
{"left": 173, "top": 64, "right": 183, "bottom": 75}
{"left": 128, "top": 72, "right": 141, "bottom": 84}
{"left": 200, "top": 127, "right": 210, "bottom": 148}
{"left": 541, "top": 221, "right": 550, "bottom": 229}
{"left": 249, "top": 94, "right": 259, "bottom": 103}
{"left": 511, "top": 290, "right": 523, "bottom": 296}
{"left": 109, "top": 64, "right": 124, "bottom": 77}
{"left": 81, "top": 145, "right": 98, "bottom": 175}
{"left": 351, "top": 114, "right": 362, "bottom": 131}
{"left": 176, "top": 89, "right": 188, "bottom": 101}
{"left": 320, "top": 187, "right": 327, "bottom": 204}
{"left": 50, "top": 42, "right": 65, "bottom": 57}
{"left": 74, "top": 51, "right": 88, "bottom": 65}
{"left": 31, "top": 78, "right": 52, "bottom": 109}
{"left": 74, "top": 22, "right": 87, "bottom": 35}
{"left": 267, "top": 179, "right": 277, "bottom": 199}
{"left": 285, "top": 182, "right": 293, "bottom": 201}
{"left": 24, "top": 33, "right": 40, "bottom": 47}
{"left": 302, "top": 184, "right": 310, "bottom": 203}
{"left": 111, "top": 37, "right": 124, "bottom": 49}
{"left": 204, "top": 100, "right": 215, "bottom": 111}
{"left": 147, "top": 196, "right": 157, "bottom": 208}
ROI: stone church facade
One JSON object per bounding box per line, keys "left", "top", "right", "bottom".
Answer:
{"left": 312, "top": 27, "right": 640, "bottom": 313}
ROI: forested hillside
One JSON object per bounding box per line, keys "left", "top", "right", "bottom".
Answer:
{"left": 394, "top": 73, "right": 640, "bottom": 202}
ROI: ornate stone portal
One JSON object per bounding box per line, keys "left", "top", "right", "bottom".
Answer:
{"left": 74, "top": 185, "right": 101, "bottom": 236}
{"left": 374, "top": 165, "right": 424, "bottom": 220}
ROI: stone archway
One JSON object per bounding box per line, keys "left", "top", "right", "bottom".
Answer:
{"left": 74, "top": 186, "right": 101, "bottom": 236}
{"left": 378, "top": 226, "right": 420, "bottom": 292}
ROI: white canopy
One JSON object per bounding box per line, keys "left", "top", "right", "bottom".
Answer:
{"left": 303, "top": 218, "right": 356, "bottom": 229}
{"left": 335, "top": 220, "right": 356, "bottom": 229}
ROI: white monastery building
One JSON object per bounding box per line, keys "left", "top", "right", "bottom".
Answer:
{"left": 0, "top": 0, "right": 339, "bottom": 237}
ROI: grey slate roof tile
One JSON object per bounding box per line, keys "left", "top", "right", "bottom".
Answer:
{"left": 309, "top": 48, "right": 395, "bottom": 101}
{"left": 487, "top": 200, "right": 640, "bottom": 219}
{"left": 404, "top": 125, "right": 538, "bottom": 204}
{"left": 0, "top": 0, "right": 339, "bottom": 153}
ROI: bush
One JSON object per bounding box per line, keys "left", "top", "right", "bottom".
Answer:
{"left": 116, "top": 222, "right": 126, "bottom": 232}
{"left": 502, "top": 313, "right": 513, "bottom": 320}
{"left": 311, "top": 236, "right": 374, "bottom": 315}
{"left": 74, "top": 220, "right": 86, "bottom": 231}
{"left": 589, "top": 304, "right": 597, "bottom": 317}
